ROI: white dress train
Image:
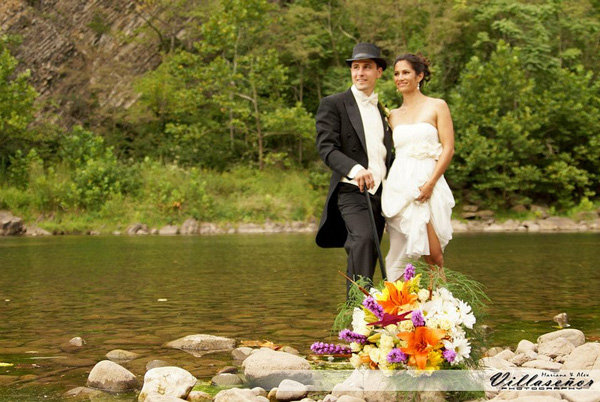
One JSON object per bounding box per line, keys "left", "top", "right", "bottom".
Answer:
{"left": 381, "top": 122, "right": 455, "bottom": 281}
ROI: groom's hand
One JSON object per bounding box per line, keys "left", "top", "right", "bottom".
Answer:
{"left": 354, "top": 169, "right": 374, "bottom": 193}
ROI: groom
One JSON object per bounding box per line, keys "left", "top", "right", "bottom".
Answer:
{"left": 315, "top": 43, "right": 393, "bottom": 293}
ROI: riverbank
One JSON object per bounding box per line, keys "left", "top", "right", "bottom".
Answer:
{"left": 32, "top": 328, "right": 599, "bottom": 401}
{"left": 2, "top": 210, "right": 600, "bottom": 237}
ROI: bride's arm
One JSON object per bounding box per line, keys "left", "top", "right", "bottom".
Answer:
{"left": 416, "top": 100, "right": 455, "bottom": 202}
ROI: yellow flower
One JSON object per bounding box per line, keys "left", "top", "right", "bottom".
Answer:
{"left": 376, "top": 280, "right": 418, "bottom": 315}
{"left": 397, "top": 326, "right": 446, "bottom": 370}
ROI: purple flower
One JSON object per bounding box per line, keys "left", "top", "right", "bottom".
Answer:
{"left": 443, "top": 349, "right": 457, "bottom": 363}
{"left": 411, "top": 310, "right": 426, "bottom": 327}
{"left": 387, "top": 348, "right": 408, "bottom": 363}
{"left": 403, "top": 264, "right": 415, "bottom": 281}
{"left": 339, "top": 329, "right": 368, "bottom": 344}
{"left": 362, "top": 296, "right": 384, "bottom": 319}
{"left": 310, "top": 342, "right": 352, "bottom": 355}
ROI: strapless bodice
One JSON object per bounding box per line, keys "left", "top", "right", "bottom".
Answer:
{"left": 393, "top": 122, "right": 442, "bottom": 160}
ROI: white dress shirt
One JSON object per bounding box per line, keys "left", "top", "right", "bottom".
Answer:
{"left": 341, "top": 85, "right": 387, "bottom": 195}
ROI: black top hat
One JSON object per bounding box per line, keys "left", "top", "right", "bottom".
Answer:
{"left": 345, "top": 43, "right": 387, "bottom": 71}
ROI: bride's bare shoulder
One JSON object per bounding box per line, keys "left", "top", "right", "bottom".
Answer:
{"left": 424, "top": 96, "right": 448, "bottom": 106}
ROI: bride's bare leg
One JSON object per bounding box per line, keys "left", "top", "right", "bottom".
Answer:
{"left": 423, "top": 222, "right": 445, "bottom": 281}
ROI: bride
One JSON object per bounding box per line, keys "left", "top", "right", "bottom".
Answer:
{"left": 381, "top": 53, "right": 456, "bottom": 281}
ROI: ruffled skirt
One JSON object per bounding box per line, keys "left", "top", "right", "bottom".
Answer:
{"left": 381, "top": 156, "right": 455, "bottom": 259}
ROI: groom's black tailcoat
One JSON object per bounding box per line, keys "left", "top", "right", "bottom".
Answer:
{"left": 315, "top": 88, "right": 393, "bottom": 249}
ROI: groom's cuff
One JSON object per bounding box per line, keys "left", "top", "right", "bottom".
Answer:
{"left": 346, "top": 164, "right": 365, "bottom": 180}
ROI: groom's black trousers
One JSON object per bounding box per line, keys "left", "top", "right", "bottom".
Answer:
{"left": 336, "top": 183, "right": 385, "bottom": 294}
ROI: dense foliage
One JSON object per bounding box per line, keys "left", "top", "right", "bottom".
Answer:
{"left": 1, "top": 0, "right": 599, "bottom": 225}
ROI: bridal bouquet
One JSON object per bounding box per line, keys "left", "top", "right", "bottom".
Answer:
{"left": 311, "top": 264, "right": 483, "bottom": 374}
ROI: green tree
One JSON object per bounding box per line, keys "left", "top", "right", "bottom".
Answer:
{"left": 449, "top": 41, "right": 545, "bottom": 207}
{"left": 0, "top": 36, "right": 37, "bottom": 166}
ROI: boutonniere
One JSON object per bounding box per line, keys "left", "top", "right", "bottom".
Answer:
{"left": 379, "top": 101, "right": 391, "bottom": 119}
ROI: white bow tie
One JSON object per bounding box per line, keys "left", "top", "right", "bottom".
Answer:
{"left": 360, "top": 93, "right": 378, "bottom": 106}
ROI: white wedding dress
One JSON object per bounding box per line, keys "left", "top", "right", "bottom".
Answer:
{"left": 381, "top": 122, "right": 455, "bottom": 281}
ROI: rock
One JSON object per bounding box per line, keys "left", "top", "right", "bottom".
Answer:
{"left": 251, "top": 387, "right": 267, "bottom": 397}
{"left": 186, "top": 390, "right": 212, "bottom": 401}
{"left": 538, "top": 219, "right": 559, "bottom": 231}
{"left": 242, "top": 348, "right": 312, "bottom": 389}
{"left": 524, "top": 221, "right": 541, "bottom": 232}
{"left": 86, "top": 360, "right": 139, "bottom": 393}
{"left": 451, "top": 220, "right": 468, "bottom": 232}
{"left": 275, "top": 379, "right": 308, "bottom": 401}
{"left": 560, "top": 389, "right": 600, "bottom": 402}
{"left": 150, "top": 228, "right": 159, "bottom": 235}
{"left": 69, "top": 337, "right": 86, "bottom": 347}
{"left": 323, "top": 395, "right": 339, "bottom": 402}
{"left": 480, "top": 356, "right": 516, "bottom": 370}
{"left": 232, "top": 346, "right": 253, "bottom": 361}
{"left": 521, "top": 359, "right": 563, "bottom": 371}
{"left": 217, "top": 366, "right": 238, "bottom": 374}
{"left": 466, "top": 220, "right": 485, "bottom": 231}
{"left": 483, "top": 224, "right": 504, "bottom": 232}
{"left": 180, "top": 218, "right": 199, "bottom": 235}
{"left": 60, "top": 336, "right": 87, "bottom": 353}
{"left": 510, "top": 352, "right": 536, "bottom": 366}
{"left": 460, "top": 212, "right": 478, "bottom": 220}
{"left": 144, "top": 394, "right": 188, "bottom": 402}
{"left": 486, "top": 347, "right": 505, "bottom": 357}
{"left": 538, "top": 337, "right": 575, "bottom": 358}
{"left": 198, "top": 222, "right": 218, "bottom": 235}
{"left": 237, "top": 223, "right": 264, "bottom": 234}
{"left": 337, "top": 396, "right": 366, "bottom": 402}
{"left": 165, "top": 334, "right": 235, "bottom": 352}
{"left": 463, "top": 205, "right": 479, "bottom": 212}
{"left": 159, "top": 225, "right": 179, "bottom": 235}
{"left": 537, "top": 329, "right": 585, "bottom": 348}
{"left": 553, "top": 312, "right": 570, "bottom": 328}
{"left": 146, "top": 360, "right": 170, "bottom": 371}
{"left": 494, "top": 349, "right": 515, "bottom": 361}
{"left": 0, "top": 211, "right": 25, "bottom": 236}
{"left": 563, "top": 342, "right": 600, "bottom": 370}
{"left": 537, "top": 354, "right": 552, "bottom": 361}
{"left": 214, "top": 388, "right": 269, "bottom": 402}
{"left": 138, "top": 366, "right": 197, "bottom": 401}
{"left": 211, "top": 373, "right": 243, "bottom": 387}
{"left": 127, "top": 223, "right": 149, "bottom": 235}
{"left": 475, "top": 210, "right": 495, "bottom": 219}
{"left": 63, "top": 386, "right": 106, "bottom": 398}
{"left": 106, "top": 349, "right": 139, "bottom": 362}
{"left": 502, "top": 219, "right": 521, "bottom": 231}
{"left": 24, "top": 225, "right": 51, "bottom": 236}
{"left": 281, "top": 346, "right": 300, "bottom": 355}
{"left": 492, "top": 390, "right": 563, "bottom": 401}
{"left": 515, "top": 339, "right": 537, "bottom": 354}
{"left": 267, "top": 388, "right": 277, "bottom": 401}
{"left": 545, "top": 216, "right": 579, "bottom": 231}
{"left": 113, "top": 231, "right": 122, "bottom": 235}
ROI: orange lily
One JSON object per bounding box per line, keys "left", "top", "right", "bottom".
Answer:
{"left": 376, "top": 281, "right": 418, "bottom": 315}
{"left": 397, "top": 327, "right": 446, "bottom": 370}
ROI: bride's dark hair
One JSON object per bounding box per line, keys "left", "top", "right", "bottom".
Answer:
{"left": 394, "top": 53, "right": 431, "bottom": 88}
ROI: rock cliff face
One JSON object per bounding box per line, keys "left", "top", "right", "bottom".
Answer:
{"left": 0, "top": 0, "right": 162, "bottom": 127}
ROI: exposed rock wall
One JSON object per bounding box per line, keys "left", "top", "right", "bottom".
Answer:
{"left": 0, "top": 0, "right": 162, "bottom": 126}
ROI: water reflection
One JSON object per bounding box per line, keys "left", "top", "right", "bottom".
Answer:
{"left": 0, "top": 233, "right": 599, "bottom": 399}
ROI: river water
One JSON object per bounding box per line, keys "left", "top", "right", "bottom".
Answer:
{"left": 1, "top": 233, "right": 599, "bottom": 400}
